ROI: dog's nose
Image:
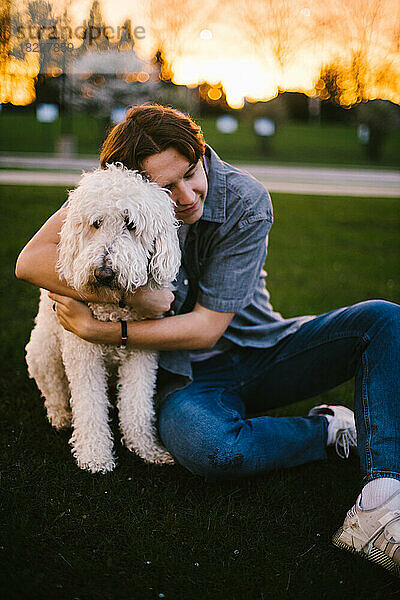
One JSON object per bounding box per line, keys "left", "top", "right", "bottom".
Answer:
{"left": 94, "top": 267, "right": 115, "bottom": 285}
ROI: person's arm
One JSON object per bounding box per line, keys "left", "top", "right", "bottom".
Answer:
{"left": 15, "top": 207, "right": 79, "bottom": 296}
{"left": 49, "top": 292, "right": 235, "bottom": 351}
{"left": 15, "top": 208, "right": 174, "bottom": 317}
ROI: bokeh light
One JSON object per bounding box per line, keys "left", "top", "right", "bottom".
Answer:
{"left": 1, "top": 0, "right": 399, "bottom": 108}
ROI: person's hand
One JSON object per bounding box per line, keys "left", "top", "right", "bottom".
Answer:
{"left": 127, "top": 287, "right": 175, "bottom": 319}
{"left": 49, "top": 292, "right": 101, "bottom": 342}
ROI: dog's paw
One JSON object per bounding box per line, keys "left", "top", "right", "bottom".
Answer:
{"left": 48, "top": 411, "right": 72, "bottom": 430}
{"left": 155, "top": 451, "right": 175, "bottom": 465}
{"left": 141, "top": 448, "right": 175, "bottom": 465}
{"left": 76, "top": 456, "right": 116, "bottom": 474}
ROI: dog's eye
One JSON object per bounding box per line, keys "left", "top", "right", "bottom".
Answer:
{"left": 125, "top": 219, "right": 136, "bottom": 232}
{"left": 92, "top": 219, "right": 102, "bottom": 229}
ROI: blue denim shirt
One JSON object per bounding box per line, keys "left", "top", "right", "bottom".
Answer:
{"left": 156, "top": 146, "right": 314, "bottom": 400}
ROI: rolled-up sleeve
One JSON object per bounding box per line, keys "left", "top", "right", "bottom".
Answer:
{"left": 197, "top": 192, "right": 273, "bottom": 313}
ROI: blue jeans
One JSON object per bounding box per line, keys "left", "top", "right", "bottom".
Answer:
{"left": 158, "top": 300, "right": 400, "bottom": 483}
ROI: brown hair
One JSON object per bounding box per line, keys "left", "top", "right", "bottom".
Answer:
{"left": 100, "top": 104, "right": 206, "bottom": 173}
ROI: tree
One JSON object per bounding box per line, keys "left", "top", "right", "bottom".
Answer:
{"left": 314, "top": 64, "right": 344, "bottom": 104}
{"left": 0, "top": 0, "right": 10, "bottom": 66}
{"left": 325, "top": 0, "right": 398, "bottom": 105}
{"left": 147, "top": 0, "right": 219, "bottom": 81}
{"left": 236, "top": 0, "right": 312, "bottom": 86}
{"left": 45, "top": 1, "right": 160, "bottom": 119}
{"left": 357, "top": 99, "right": 399, "bottom": 160}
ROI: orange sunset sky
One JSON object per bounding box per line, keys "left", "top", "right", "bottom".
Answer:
{"left": 1, "top": 0, "right": 399, "bottom": 108}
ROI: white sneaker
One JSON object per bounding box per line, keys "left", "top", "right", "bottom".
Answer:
{"left": 332, "top": 490, "right": 400, "bottom": 577}
{"left": 308, "top": 404, "right": 357, "bottom": 458}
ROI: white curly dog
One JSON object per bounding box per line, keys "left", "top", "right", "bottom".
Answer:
{"left": 25, "top": 164, "right": 181, "bottom": 473}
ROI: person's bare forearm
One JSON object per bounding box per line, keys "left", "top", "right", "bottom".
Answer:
{"left": 88, "top": 310, "right": 219, "bottom": 351}
{"left": 15, "top": 206, "right": 85, "bottom": 299}
{"left": 50, "top": 294, "right": 233, "bottom": 351}
{"left": 15, "top": 242, "right": 98, "bottom": 301}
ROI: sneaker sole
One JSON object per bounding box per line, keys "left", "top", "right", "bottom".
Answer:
{"left": 332, "top": 527, "right": 400, "bottom": 578}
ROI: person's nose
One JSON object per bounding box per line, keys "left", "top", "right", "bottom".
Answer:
{"left": 173, "top": 181, "right": 195, "bottom": 208}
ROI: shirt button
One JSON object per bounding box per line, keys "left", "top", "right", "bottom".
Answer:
{"left": 169, "top": 310, "right": 175, "bottom": 316}
{"left": 183, "top": 279, "right": 188, "bottom": 286}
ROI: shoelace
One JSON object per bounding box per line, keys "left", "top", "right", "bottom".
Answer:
{"left": 335, "top": 427, "right": 357, "bottom": 459}
{"left": 384, "top": 512, "right": 400, "bottom": 544}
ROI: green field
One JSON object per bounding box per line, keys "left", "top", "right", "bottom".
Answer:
{"left": 1, "top": 184, "right": 399, "bottom": 599}
{"left": 1, "top": 113, "right": 399, "bottom": 167}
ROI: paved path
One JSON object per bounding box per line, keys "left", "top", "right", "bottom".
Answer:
{"left": 241, "top": 164, "right": 400, "bottom": 197}
{"left": 0, "top": 170, "right": 80, "bottom": 186}
{"left": 0, "top": 155, "right": 399, "bottom": 197}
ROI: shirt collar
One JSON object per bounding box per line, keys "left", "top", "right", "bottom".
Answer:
{"left": 200, "top": 145, "right": 226, "bottom": 223}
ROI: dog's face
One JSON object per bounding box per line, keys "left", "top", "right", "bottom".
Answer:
{"left": 57, "top": 165, "right": 181, "bottom": 299}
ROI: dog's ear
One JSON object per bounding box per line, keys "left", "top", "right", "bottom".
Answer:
{"left": 144, "top": 184, "right": 181, "bottom": 286}
{"left": 150, "top": 224, "right": 181, "bottom": 286}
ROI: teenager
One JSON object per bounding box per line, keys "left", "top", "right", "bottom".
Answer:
{"left": 16, "top": 104, "right": 400, "bottom": 575}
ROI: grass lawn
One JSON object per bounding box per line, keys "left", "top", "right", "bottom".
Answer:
{"left": 1, "top": 113, "right": 399, "bottom": 168}
{"left": 1, "top": 184, "right": 399, "bottom": 599}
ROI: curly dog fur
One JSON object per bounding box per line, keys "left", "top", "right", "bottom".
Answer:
{"left": 25, "top": 164, "right": 181, "bottom": 473}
